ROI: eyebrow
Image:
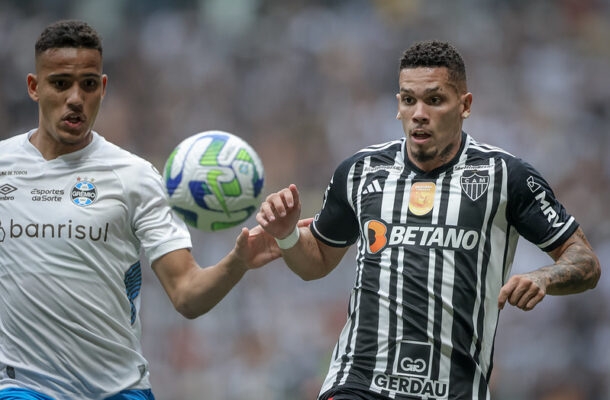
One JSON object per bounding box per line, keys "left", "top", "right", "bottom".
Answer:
{"left": 399, "top": 86, "right": 442, "bottom": 95}
{"left": 46, "top": 72, "right": 102, "bottom": 79}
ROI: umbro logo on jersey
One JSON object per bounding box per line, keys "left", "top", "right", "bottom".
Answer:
{"left": 362, "top": 180, "right": 383, "bottom": 195}
{"left": 0, "top": 184, "right": 17, "bottom": 201}
{"left": 0, "top": 184, "right": 17, "bottom": 195}
{"left": 0, "top": 183, "right": 17, "bottom": 196}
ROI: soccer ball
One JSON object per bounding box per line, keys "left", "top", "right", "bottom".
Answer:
{"left": 163, "top": 130, "right": 265, "bottom": 232}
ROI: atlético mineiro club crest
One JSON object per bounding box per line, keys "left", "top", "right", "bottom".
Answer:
{"left": 461, "top": 173, "right": 489, "bottom": 201}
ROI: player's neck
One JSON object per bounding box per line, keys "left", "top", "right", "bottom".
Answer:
{"left": 30, "top": 128, "right": 93, "bottom": 160}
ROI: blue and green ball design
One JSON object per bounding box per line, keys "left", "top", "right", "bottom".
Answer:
{"left": 164, "top": 130, "right": 264, "bottom": 231}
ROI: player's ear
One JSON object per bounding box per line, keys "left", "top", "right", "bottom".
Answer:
{"left": 101, "top": 74, "right": 108, "bottom": 99}
{"left": 27, "top": 73, "right": 39, "bottom": 102}
{"left": 461, "top": 92, "right": 473, "bottom": 119}
{"left": 395, "top": 93, "right": 402, "bottom": 120}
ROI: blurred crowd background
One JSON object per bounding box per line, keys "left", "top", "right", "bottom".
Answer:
{"left": 1, "top": 0, "right": 609, "bottom": 399}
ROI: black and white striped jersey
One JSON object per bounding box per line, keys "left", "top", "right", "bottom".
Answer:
{"left": 311, "top": 132, "right": 578, "bottom": 400}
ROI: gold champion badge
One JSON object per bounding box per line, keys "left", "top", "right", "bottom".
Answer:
{"left": 408, "top": 182, "right": 436, "bottom": 216}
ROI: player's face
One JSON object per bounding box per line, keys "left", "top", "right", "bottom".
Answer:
{"left": 27, "top": 47, "right": 107, "bottom": 158}
{"left": 396, "top": 67, "right": 472, "bottom": 172}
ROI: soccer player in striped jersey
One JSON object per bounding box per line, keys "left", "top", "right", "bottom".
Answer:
{"left": 257, "top": 40, "right": 601, "bottom": 400}
{"left": 0, "top": 20, "right": 280, "bottom": 400}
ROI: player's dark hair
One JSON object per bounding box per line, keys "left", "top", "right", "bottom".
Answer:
{"left": 399, "top": 40, "right": 466, "bottom": 91}
{"left": 35, "top": 20, "right": 102, "bottom": 57}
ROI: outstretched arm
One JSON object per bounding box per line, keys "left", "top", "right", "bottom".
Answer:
{"left": 256, "top": 184, "right": 349, "bottom": 281}
{"left": 152, "top": 225, "right": 282, "bottom": 319}
{"left": 498, "top": 226, "right": 601, "bottom": 311}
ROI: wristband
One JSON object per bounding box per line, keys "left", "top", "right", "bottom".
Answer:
{"left": 275, "top": 226, "right": 300, "bottom": 250}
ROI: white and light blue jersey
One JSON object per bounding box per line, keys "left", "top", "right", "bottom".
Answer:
{"left": 0, "top": 130, "right": 192, "bottom": 399}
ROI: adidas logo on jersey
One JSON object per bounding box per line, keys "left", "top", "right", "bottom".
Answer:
{"left": 362, "top": 180, "right": 383, "bottom": 195}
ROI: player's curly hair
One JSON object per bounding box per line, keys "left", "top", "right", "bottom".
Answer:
{"left": 35, "top": 20, "right": 102, "bottom": 57}
{"left": 399, "top": 40, "right": 466, "bottom": 91}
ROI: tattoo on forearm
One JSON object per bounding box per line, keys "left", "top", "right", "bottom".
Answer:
{"left": 575, "top": 229, "right": 594, "bottom": 251}
{"left": 543, "top": 241, "right": 599, "bottom": 295}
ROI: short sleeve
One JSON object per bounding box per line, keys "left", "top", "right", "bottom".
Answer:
{"left": 506, "top": 158, "right": 578, "bottom": 252}
{"left": 310, "top": 158, "right": 360, "bottom": 247}
{"left": 130, "top": 162, "right": 192, "bottom": 263}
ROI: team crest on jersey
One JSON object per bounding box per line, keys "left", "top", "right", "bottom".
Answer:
{"left": 71, "top": 177, "right": 98, "bottom": 207}
{"left": 408, "top": 182, "right": 435, "bottom": 216}
{"left": 461, "top": 173, "right": 489, "bottom": 201}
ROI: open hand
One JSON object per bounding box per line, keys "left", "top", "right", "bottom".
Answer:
{"left": 233, "top": 225, "right": 282, "bottom": 269}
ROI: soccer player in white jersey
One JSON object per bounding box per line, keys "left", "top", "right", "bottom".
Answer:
{"left": 0, "top": 20, "right": 280, "bottom": 400}
{"left": 257, "top": 41, "right": 601, "bottom": 400}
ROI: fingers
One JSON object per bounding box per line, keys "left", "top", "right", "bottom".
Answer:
{"left": 288, "top": 183, "right": 300, "bottom": 209}
{"left": 298, "top": 217, "right": 314, "bottom": 228}
{"left": 247, "top": 224, "right": 265, "bottom": 235}
{"left": 256, "top": 184, "right": 300, "bottom": 225}
{"left": 235, "top": 226, "right": 250, "bottom": 248}
{"left": 497, "top": 281, "right": 512, "bottom": 310}
{"left": 498, "top": 275, "right": 546, "bottom": 311}
{"left": 233, "top": 226, "right": 282, "bottom": 270}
